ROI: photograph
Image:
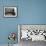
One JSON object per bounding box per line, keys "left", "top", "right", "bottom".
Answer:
{"left": 18, "top": 25, "right": 46, "bottom": 41}
{"left": 4, "top": 7, "right": 17, "bottom": 17}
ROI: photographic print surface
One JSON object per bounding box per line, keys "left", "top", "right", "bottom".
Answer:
{"left": 18, "top": 25, "right": 46, "bottom": 41}
{"left": 4, "top": 7, "right": 17, "bottom": 17}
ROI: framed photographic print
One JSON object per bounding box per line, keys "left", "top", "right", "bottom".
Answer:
{"left": 4, "top": 7, "right": 17, "bottom": 17}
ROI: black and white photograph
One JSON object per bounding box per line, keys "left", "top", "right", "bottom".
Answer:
{"left": 4, "top": 7, "right": 17, "bottom": 17}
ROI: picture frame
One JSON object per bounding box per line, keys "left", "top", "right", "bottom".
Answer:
{"left": 4, "top": 7, "right": 17, "bottom": 17}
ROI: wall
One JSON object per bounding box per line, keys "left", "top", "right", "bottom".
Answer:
{"left": 0, "top": 0, "right": 46, "bottom": 44}
{"left": 0, "top": 0, "right": 18, "bottom": 44}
